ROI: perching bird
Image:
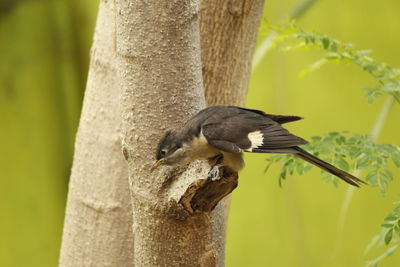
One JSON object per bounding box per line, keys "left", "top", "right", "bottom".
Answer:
{"left": 152, "top": 106, "right": 366, "bottom": 187}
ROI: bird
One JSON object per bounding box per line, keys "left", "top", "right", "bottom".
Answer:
{"left": 151, "top": 106, "right": 366, "bottom": 187}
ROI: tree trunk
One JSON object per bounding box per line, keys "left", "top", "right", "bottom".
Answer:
{"left": 198, "top": 0, "right": 265, "bottom": 255}
{"left": 116, "top": 0, "right": 238, "bottom": 266}
{"left": 201, "top": 0, "right": 265, "bottom": 106}
{"left": 59, "top": 1, "right": 134, "bottom": 266}
{"left": 59, "top": 0, "right": 265, "bottom": 265}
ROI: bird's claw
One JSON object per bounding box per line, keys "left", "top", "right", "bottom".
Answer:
{"left": 208, "top": 164, "right": 224, "bottom": 181}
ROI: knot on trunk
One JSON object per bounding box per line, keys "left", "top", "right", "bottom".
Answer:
{"left": 179, "top": 167, "right": 238, "bottom": 213}
{"left": 163, "top": 160, "right": 238, "bottom": 218}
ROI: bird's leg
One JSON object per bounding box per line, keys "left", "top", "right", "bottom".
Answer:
{"left": 207, "top": 154, "right": 224, "bottom": 181}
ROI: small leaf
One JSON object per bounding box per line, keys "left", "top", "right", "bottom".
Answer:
{"left": 304, "top": 164, "right": 312, "bottom": 172}
{"left": 363, "top": 65, "right": 377, "bottom": 72}
{"left": 329, "top": 42, "right": 338, "bottom": 52}
{"left": 321, "top": 37, "right": 330, "bottom": 49}
{"left": 381, "top": 223, "right": 394, "bottom": 228}
{"left": 366, "top": 170, "right": 378, "bottom": 183}
{"left": 395, "top": 224, "right": 400, "bottom": 234}
{"left": 311, "top": 136, "right": 322, "bottom": 141}
{"left": 296, "top": 162, "right": 304, "bottom": 175}
{"left": 356, "top": 156, "right": 369, "bottom": 169}
{"left": 280, "top": 169, "right": 287, "bottom": 179}
{"left": 264, "top": 164, "right": 272, "bottom": 173}
{"left": 392, "top": 156, "right": 400, "bottom": 168}
{"left": 384, "top": 229, "right": 393, "bottom": 245}
{"left": 336, "top": 157, "right": 350, "bottom": 171}
{"left": 385, "top": 215, "right": 398, "bottom": 222}
{"left": 383, "top": 169, "right": 394, "bottom": 181}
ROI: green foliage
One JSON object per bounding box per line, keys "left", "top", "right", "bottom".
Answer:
{"left": 382, "top": 205, "right": 400, "bottom": 245}
{"left": 232, "top": 2, "right": 400, "bottom": 265}
{"left": 263, "top": 21, "right": 400, "bottom": 264}
{"left": 264, "top": 21, "right": 400, "bottom": 104}
{"left": 364, "top": 204, "right": 400, "bottom": 266}
{"left": 265, "top": 132, "right": 400, "bottom": 194}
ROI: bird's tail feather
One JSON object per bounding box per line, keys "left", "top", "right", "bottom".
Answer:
{"left": 293, "top": 147, "right": 367, "bottom": 187}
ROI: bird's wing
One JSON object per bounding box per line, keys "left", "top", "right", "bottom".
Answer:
{"left": 235, "top": 107, "right": 303, "bottom": 124}
{"left": 201, "top": 108, "right": 307, "bottom": 153}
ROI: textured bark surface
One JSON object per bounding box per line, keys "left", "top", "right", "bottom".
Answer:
{"left": 59, "top": 0, "right": 265, "bottom": 265}
{"left": 201, "top": 0, "right": 265, "bottom": 106}
{"left": 59, "top": 1, "right": 134, "bottom": 266}
{"left": 179, "top": 168, "right": 238, "bottom": 213}
{"left": 116, "top": 0, "right": 231, "bottom": 266}
{"left": 199, "top": 2, "right": 265, "bottom": 257}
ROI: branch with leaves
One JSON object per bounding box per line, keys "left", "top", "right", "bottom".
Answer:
{"left": 263, "top": 21, "right": 400, "bottom": 104}
{"left": 261, "top": 21, "right": 400, "bottom": 266}
{"left": 365, "top": 204, "right": 400, "bottom": 267}
{"left": 265, "top": 132, "right": 400, "bottom": 194}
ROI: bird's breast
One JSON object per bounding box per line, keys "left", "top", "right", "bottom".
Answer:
{"left": 183, "top": 132, "right": 220, "bottom": 160}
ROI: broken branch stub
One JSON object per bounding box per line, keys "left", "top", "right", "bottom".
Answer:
{"left": 166, "top": 161, "right": 238, "bottom": 215}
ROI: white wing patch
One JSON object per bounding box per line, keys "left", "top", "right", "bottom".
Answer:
{"left": 246, "top": 130, "right": 264, "bottom": 152}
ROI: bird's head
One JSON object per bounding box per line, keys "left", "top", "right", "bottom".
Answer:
{"left": 151, "top": 130, "right": 188, "bottom": 171}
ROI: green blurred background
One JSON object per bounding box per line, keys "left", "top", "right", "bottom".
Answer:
{"left": 1, "top": 0, "right": 399, "bottom": 266}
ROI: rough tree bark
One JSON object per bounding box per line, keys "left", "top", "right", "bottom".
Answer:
{"left": 201, "top": 0, "right": 265, "bottom": 106}
{"left": 116, "top": 0, "right": 239, "bottom": 266}
{"left": 199, "top": 0, "right": 266, "bottom": 254}
{"left": 59, "top": 0, "right": 265, "bottom": 266}
{"left": 59, "top": 1, "right": 134, "bottom": 266}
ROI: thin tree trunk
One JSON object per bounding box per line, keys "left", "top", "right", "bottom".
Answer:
{"left": 116, "top": 0, "right": 235, "bottom": 266}
{"left": 201, "top": 0, "right": 265, "bottom": 106}
{"left": 59, "top": 0, "right": 265, "bottom": 265}
{"left": 59, "top": 1, "right": 134, "bottom": 266}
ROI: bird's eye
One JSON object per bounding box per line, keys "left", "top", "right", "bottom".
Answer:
{"left": 160, "top": 149, "right": 168, "bottom": 157}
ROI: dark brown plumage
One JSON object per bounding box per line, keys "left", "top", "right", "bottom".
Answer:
{"left": 152, "top": 106, "right": 366, "bottom": 187}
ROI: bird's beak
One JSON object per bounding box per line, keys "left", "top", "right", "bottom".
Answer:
{"left": 150, "top": 159, "right": 166, "bottom": 172}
